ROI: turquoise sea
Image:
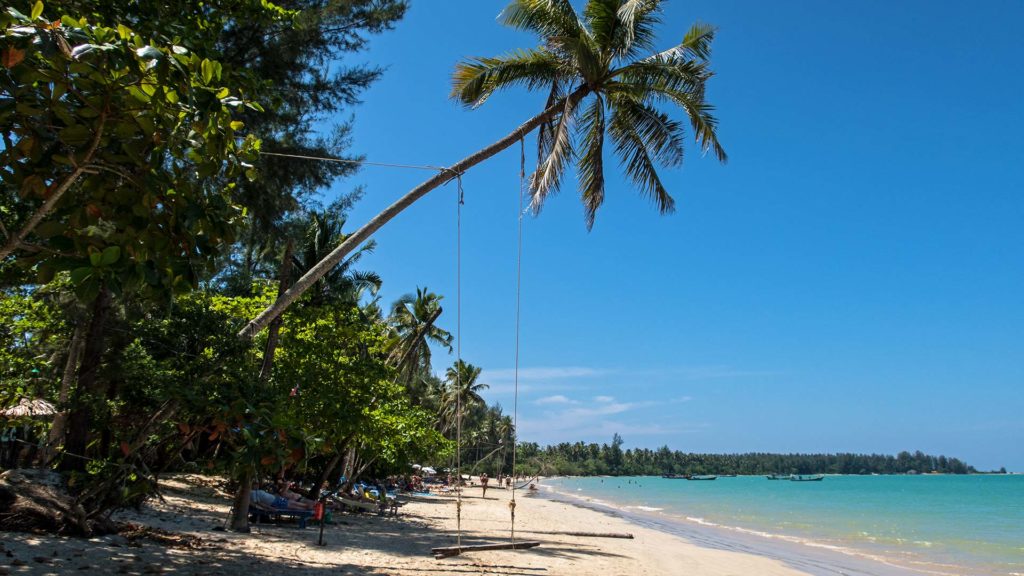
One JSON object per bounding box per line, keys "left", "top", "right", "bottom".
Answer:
{"left": 542, "top": 475, "right": 1024, "bottom": 575}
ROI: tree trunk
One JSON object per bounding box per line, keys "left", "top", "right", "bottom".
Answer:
{"left": 340, "top": 445, "right": 358, "bottom": 490}
{"left": 60, "top": 286, "right": 112, "bottom": 473}
{"left": 237, "top": 87, "right": 589, "bottom": 340}
{"left": 44, "top": 323, "right": 85, "bottom": 463}
{"left": 312, "top": 450, "right": 344, "bottom": 498}
{"left": 229, "top": 240, "right": 293, "bottom": 531}
{"left": 258, "top": 239, "right": 294, "bottom": 384}
{"left": 229, "top": 469, "right": 253, "bottom": 532}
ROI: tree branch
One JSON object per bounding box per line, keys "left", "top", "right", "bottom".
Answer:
{"left": 0, "top": 112, "right": 107, "bottom": 260}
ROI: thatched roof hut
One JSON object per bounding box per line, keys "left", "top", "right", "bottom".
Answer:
{"left": 0, "top": 398, "right": 57, "bottom": 419}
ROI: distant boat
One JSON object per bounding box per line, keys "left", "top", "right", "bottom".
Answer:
{"left": 719, "top": 474, "right": 738, "bottom": 477}
{"left": 766, "top": 474, "right": 792, "bottom": 480}
{"left": 687, "top": 475, "right": 718, "bottom": 481}
{"left": 661, "top": 474, "right": 687, "bottom": 479}
{"left": 790, "top": 474, "right": 825, "bottom": 482}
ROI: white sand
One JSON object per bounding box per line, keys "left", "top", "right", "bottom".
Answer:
{"left": 0, "top": 475, "right": 810, "bottom": 575}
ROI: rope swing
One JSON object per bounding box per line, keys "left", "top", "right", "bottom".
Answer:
{"left": 431, "top": 144, "right": 541, "bottom": 561}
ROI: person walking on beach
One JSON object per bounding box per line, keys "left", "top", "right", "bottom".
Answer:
{"left": 480, "top": 473, "right": 489, "bottom": 498}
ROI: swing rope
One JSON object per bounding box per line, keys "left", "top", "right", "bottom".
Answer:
{"left": 510, "top": 138, "right": 526, "bottom": 543}
{"left": 455, "top": 174, "right": 465, "bottom": 549}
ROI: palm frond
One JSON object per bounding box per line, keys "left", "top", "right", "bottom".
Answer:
{"left": 679, "top": 21, "right": 716, "bottom": 61}
{"left": 530, "top": 94, "right": 579, "bottom": 213}
{"left": 348, "top": 270, "right": 382, "bottom": 295}
{"left": 500, "top": 0, "right": 583, "bottom": 39}
{"left": 607, "top": 92, "right": 685, "bottom": 167}
{"left": 615, "top": 0, "right": 662, "bottom": 59}
{"left": 644, "top": 85, "right": 727, "bottom": 162}
{"left": 646, "top": 22, "right": 716, "bottom": 63}
{"left": 609, "top": 102, "right": 675, "bottom": 215}
{"left": 549, "top": 29, "right": 602, "bottom": 84}
{"left": 586, "top": 0, "right": 662, "bottom": 61}
{"left": 583, "top": 0, "right": 620, "bottom": 59}
{"left": 576, "top": 94, "right": 606, "bottom": 229}
{"left": 536, "top": 79, "right": 565, "bottom": 167}
{"left": 615, "top": 56, "right": 711, "bottom": 97}
{"left": 452, "top": 48, "right": 563, "bottom": 108}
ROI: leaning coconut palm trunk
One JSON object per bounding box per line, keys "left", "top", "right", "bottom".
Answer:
{"left": 238, "top": 0, "right": 726, "bottom": 340}
{"left": 237, "top": 90, "right": 586, "bottom": 339}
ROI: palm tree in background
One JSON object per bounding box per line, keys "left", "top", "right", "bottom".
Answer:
{"left": 441, "top": 360, "right": 489, "bottom": 434}
{"left": 240, "top": 0, "right": 727, "bottom": 339}
{"left": 387, "top": 288, "right": 453, "bottom": 398}
{"left": 292, "top": 210, "right": 382, "bottom": 308}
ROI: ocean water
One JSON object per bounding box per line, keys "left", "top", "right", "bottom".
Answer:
{"left": 542, "top": 475, "right": 1024, "bottom": 575}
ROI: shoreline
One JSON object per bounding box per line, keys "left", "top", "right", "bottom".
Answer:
{"left": 537, "top": 478, "right": 930, "bottom": 576}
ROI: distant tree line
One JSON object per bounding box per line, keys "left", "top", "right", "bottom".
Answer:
{"left": 504, "top": 435, "right": 976, "bottom": 476}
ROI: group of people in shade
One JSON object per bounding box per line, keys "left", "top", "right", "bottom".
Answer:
{"left": 250, "top": 472, "right": 537, "bottom": 513}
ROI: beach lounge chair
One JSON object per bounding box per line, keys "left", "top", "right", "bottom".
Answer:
{"left": 249, "top": 502, "right": 313, "bottom": 529}
{"left": 330, "top": 493, "right": 385, "bottom": 514}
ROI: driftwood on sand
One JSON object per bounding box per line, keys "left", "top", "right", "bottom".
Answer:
{"left": 526, "top": 530, "right": 634, "bottom": 539}
{"left": 431, "top": 541, "right": 541, "bottom": 559}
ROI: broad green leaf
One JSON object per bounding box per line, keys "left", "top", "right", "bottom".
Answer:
{"left": 99, "top": 246, "right": 121, "bottom": 266}
{"left": 229, "top": 121, "right": 244, "bottom": 130}
{"left": 200, "top": 59, "right": 214, "bottom": 84}
{"left": 89, "top": 250, "right": 102, "bottom": 267}
{"left": 31, "top": 1, "right": 43, "bottom": 20}
{"left": 59, "top": 124, "right": 91, "bottom": 146}
{"left": 127, "top": 85, "right": 151, "bottom": 103}
{"left": 117, "top": 24, "right": 131, "bottom": 40}
{"left": 69, "top": 266, "right": 92, "bottom": 285}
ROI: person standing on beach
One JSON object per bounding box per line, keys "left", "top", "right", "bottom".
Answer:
{"left": 480, "top": 473, "right": 489, "bottom": 498}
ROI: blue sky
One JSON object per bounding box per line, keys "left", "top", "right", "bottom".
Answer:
{"left": 313, "top": 1, "right": 1023, "bottom": 471}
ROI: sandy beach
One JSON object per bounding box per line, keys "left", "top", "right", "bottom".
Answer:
{"left": 0, "top": 474, "right": 812, "bottom": 575}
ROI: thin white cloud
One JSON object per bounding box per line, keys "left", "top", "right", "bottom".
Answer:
{"left": 670, "top": 396, "right": 693, "bottom": 404}
{"left": 593, "top": 395, "right": 615, "bottom": 403}
{"left": 563, "top": 401, "right": 635, "bottom": 417}
{"left": 534, "top": 395, "right": 578, "bottom": 405}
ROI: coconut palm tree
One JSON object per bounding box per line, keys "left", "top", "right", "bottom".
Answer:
{"left": 292, "top": 210, "right": 382, "bottom": 308}
{"left": 387, "top": 288, "right": 453, "bottom": 398}
{"left": 239, "top": 0, "right": 726, "bottom": 339}
{"left": 440, "top": 360, "right": 490, "bottom": 435}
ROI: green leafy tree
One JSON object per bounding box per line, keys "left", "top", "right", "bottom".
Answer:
{"left": 1, "top": 2, "right": 276, "bottom": 472}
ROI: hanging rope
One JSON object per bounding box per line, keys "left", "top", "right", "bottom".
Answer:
{"left": 510, "top": 137, "right": 526, "bottom": 543}
{"left": 455, "top": 173, "right": 465, "bottom": 549}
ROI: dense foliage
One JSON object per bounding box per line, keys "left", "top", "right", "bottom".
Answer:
{"left": 511, "top": 436, "right": 976, "bottom": 476}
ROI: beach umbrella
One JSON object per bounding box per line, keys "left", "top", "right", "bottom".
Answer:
{"left": 421, "top": 466, "right": 437, "bottom": 475}
{"left": 0, "top": 398, "right": 57, "bottom": 419}
{"left": 411, "top": 464, "right": 422, "bottom": 470}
